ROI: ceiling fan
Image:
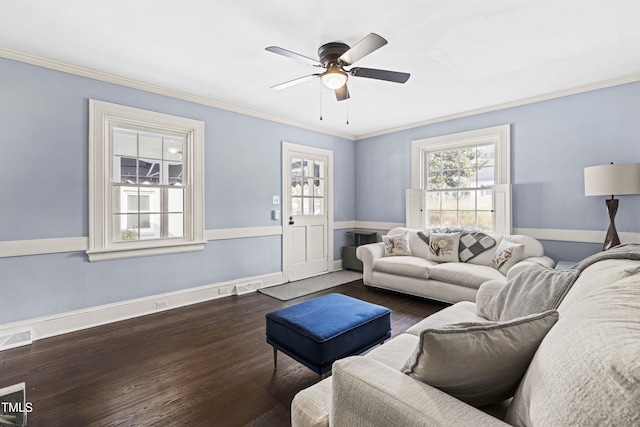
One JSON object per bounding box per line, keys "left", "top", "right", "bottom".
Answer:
{"left": 266, "top": 33, "right": 410, "bottom": 101}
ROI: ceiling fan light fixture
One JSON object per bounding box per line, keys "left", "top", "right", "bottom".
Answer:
{"left": 321, "top": 65, "right": 348, "bottom": 89}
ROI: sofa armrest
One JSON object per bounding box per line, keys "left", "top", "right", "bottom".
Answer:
{"left": 331, "top": 356, "right": 510, "bottom": 427}
{"left": 506, "top": 256, "right": 555, "bottom": 280}
{"left": 356, "top": 243, "right": 385, "bottom": 285}
{"left": 475, "top": 280, "right": 505, "bottom": 317}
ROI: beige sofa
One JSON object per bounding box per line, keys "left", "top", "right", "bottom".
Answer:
{"left": 356, "top": 227, "right": 554, "bottom": 303}
{"left": 292, "top": 252, "right": 640, "bottom": 426}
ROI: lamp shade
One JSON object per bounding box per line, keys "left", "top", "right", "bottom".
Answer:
{"left": 584, "top": 163, "right": 640, "bottom": 196}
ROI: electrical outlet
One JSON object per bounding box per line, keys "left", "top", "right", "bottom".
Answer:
{"left": 156, "top": 299, "right": 169, "bottom": 309}
{"left": 218, "top": 286, "right": 230, "bottom": 295}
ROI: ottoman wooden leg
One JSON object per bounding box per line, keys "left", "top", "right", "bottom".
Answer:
{"left": 273, "top": 347, "right": 278, "bottom": 370}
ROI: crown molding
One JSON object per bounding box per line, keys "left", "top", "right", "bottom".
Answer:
{"left": 355, "top": 72, "right": 640, "bottom": 140}
{"left": 0, "top": 47, "right": 355, "bottom": 141}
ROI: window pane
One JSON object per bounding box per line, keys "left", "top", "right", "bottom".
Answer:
{"left": 168, "top": 188, "right": 184, "bottom": 213}
{"left": 291, "top": 197, "right": 302, "bottom": 215}
{"left": 111, "top": 186, "right": 128, "bottom": 214}
{"left": 302, "top": 179, "right": 312, "bottom": 196}
{"left": 113, "top": 214, "right": 139, "bottom": 242}
{"left": 427, "top": 211, "right": 441, "bottom": 228}
{"left": 477, "top": 211, "right": 493, "bottom": 231}
{"left": 168, "top": 163, "right": 183, "bottom": 185}
{"left": 314, "top": 179, "right": 324, "bottom": 197}
{"left": 113, "top": 128, "right": 137, "bottom": 157}
{"left": 164, "top": 135, "right": 183, "bottom": 161}
{"left": 426, "top": 192, "right": 441, "bottom": 210}
{"left": 139, "top": 188, "right": 161, "bottom": 213}
{"left": 139, "top": 132, "right": 163, "bottom": 160}
{"left": 459, "top": 211, "right": 476, "bottom": 229}
{"left": 478, "top": 188, "right": 493, "bottom": 210}
{"left": 477, "top": 145, "right": 494, "bottom": 167}
{"left": 115, "top": 157, "right": 137, "bottom": 183}
{"left": 291, "top": 158, "right": 303, "bottom": 176}
{"left": 291, "top": 178, "right": 302, "bottom": 196}
{"left": 458, "top": 168, "right": 476, "bottom": 188}
{"left": 458, "top": 191, "right": 475, "bottom": 210}
{"left": 167, "top": 213, "right": 184, "bottom": 238}
{"left": 138, "top": 160, "right": 160, "bottom": 184}
{"left": 314, "top": 198, "right": 323, "bottom": 215}
{"left": 139, "top": 214, "right": 161, "bottom": 240}
{"left": 478, "top": 166, "right": 494, "bottom": 187}
{"left": 442, "top": 192, "right": 457, "bottom": 210}
{"left": 441, "top": 211, "right": 458, "bottom": 228}
{"left": 312, "top": 160, "right": 324, "bottom": 178}
{"left": 303, "top": 198, "right": 311, "bottom": 215}
{"left": 127, "top": 194, "right": 138, "bottom": 211}
{"left": 427, "top": 172, "right": 444, "bottom": 190}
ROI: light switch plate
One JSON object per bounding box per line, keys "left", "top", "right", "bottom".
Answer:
{"left": 272, "top": 196, "right": 280, "bottom": 205}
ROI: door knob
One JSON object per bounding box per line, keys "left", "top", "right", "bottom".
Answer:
{"left": 289, "top": 216, "right": 294, "bottom": 225}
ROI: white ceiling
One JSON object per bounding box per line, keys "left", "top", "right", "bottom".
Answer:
{"left": 2, "top": 0, "right": 640, "bottom": 139}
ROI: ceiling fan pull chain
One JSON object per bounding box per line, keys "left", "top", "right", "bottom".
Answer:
{"left": 319, "top": 86, "right": 323, "bottom": 121}
{"left": 346, "top": 98, "right": 349, "bottom": 125}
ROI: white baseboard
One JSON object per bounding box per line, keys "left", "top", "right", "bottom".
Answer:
{"left": 0, "top": 271, "right": 284, "bottom": 343}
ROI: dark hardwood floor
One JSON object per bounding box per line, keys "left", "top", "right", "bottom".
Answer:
{"left": 0, "top": 280, "right": 447, "bottom": 426}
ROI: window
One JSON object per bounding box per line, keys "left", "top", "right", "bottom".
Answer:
{"left": 409, "top": 125, "right": 511, "bottom": 234}
{"left": 291, "top": 157, "right": 325, "bottom": 216}
{"left": 425, "top": 144, "right": 494, "bottom": 231}
{"left": 88, "top": 100, "right": 205, "bottom": 261}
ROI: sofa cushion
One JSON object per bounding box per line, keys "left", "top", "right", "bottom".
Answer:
{"left": 480, "top": 264, "right": 579, "bottom": 321}
{"left": 492, "top": 238, "right": 525, "bottom": 274}
{"left": 428, "top": 262, "right": 506, "bottom": 288}
{"left": 382, "top": 231, "right": 412, "bottom": 256}
{"left": 507, "top": 263, "right": 640, "bottom": 426}
{"left": 426, "top": 232, "right": 461, "bottom": 263}
{"left": 402, "top": 310, "right": 559, "bottom": 406}
{"left": 372, "top": 256, "right": 434, "bottom": 280}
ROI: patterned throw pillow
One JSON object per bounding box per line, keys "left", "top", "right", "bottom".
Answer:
{"left": 382, "top": 231, "right": 412, "bottom": 256}
{"left": 458, "top": 232, "right": 497, "bottom": 262}
{"left": 492, "top": 238, "right": 525, "bottom": 274}
{"left": 426, "top": 232, "right": 460, "bottom": 262}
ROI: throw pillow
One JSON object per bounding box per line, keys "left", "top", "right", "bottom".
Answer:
{"left": 426, "top": 232, "right": 460, "bottom": 262}
{"left": 402, "top": 310, "right": 559, "bottom": 406}
{"left": 382, "top": 231, "right": 412, "bottom": 256}
{"left": 492, "top": 238, "right": 524, "bottom": 274}
{"left": 481, "top": 263, "right": 579, "bottom": 321}
{"left": 459, "top": 232, "right": 497, "bottom": 262}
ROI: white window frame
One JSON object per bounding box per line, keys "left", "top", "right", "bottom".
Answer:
{"left": 87, "top": 100, "right": 205, "bottom": 261}
{"left": 409, "top": 124, "right": 511, "bottom": 234}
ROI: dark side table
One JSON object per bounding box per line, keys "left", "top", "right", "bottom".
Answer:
{"left": 342, "top": 229, "right": 377, "bottom": 271}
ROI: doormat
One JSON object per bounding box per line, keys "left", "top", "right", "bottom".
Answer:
{"left": 258, "top": 270, "right": 363, "bottom": 301}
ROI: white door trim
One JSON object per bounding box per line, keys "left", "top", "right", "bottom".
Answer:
{"left": 282, "top": 142, "right": 334, "bottom": 282}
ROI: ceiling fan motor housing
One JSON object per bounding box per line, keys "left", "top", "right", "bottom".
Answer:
{"left": 318, "top": 42, "right": 350, "bottom": 67}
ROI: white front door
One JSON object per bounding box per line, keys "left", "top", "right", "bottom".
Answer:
{"left": 283, "top": 143, "right": 333, "bottom": 282}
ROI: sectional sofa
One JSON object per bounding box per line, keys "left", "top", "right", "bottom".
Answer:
{"left": 291, "top": 245, "right": 640, "bottom": 426}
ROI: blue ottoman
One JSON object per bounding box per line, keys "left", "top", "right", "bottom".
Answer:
{"left": 265, "top": 293, "right": 391, "bottom": 375}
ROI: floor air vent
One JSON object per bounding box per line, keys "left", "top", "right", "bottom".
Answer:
{"left": 0, "top": 330, "right": 32, "bottom": 351}
{"left": 235, "top": 281, "right": 262, "bottom": 295}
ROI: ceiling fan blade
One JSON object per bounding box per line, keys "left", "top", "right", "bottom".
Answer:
{"left": 335, "top": 84, "right": 350, "bottom": 101}
{"left": 271, "top": 74, "right": 320, "bottom": 90}
{"left": 338, "top": 33, "right": 388, "bottom": 66}
{"left": 349, "top": 67, "right": 410, "bottom": 83}
{"left": 265, "top": 46, "right": 323, "bottom": 67}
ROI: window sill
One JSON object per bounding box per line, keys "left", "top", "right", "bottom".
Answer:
{"left": 86, "top": 240, "right": 206, "bottom": 262}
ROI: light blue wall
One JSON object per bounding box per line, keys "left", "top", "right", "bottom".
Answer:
{"left": 0, "top": 57, "right": 354, "bottom": 324}
{"left": 355, "top": 81, "right": 640, "bottom": 262}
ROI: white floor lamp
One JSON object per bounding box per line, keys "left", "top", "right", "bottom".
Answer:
{"left": 584, "top": 162, "right": 640, "bottom": 250}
